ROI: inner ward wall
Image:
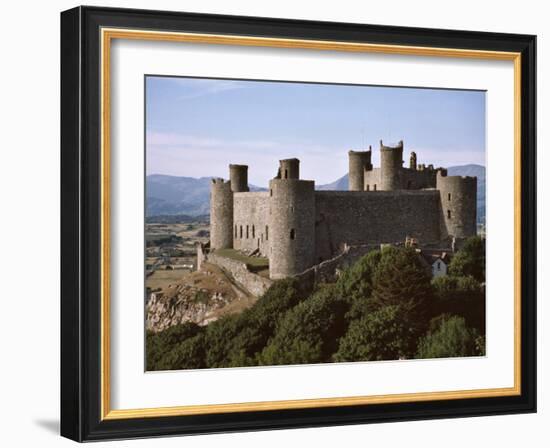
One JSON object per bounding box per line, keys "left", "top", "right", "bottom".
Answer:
{"left": 314, "top": 190, "right": 442, "bottom": 261}
{"left": 233, "top": 192, "right": 270, "bottom": 256}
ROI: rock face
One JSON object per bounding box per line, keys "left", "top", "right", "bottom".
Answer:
{"left": 145, "top": 263, "right": 256, "bottom": 333}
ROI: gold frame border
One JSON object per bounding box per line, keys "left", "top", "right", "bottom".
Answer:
{"left": 100, "top": 28, "right": 522, "bottom": 421}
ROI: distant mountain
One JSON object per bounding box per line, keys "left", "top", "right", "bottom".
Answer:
{"left": 316, "top": 174, "right": 349, "bottom": 191}
{"left": 148, "top": 165, "right": 485, "bottom": 223}
{"left": 316, "top": 164, "right": 486, "bottom": 223}
{"left": 146, "top": 174, "right": 265, "bottom": 217}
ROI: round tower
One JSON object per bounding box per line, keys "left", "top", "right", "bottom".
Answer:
{"left": 229, "top": 164, "right": 249, "bottom": 192}
{"left": 348, "top": 148, "right": 372, "bottom": 191}
{"left": 210, "top": 178, "right": 233, "bottom": 250}
{"left": 380, "top": 140, "right": 404, "bottom": 190}
{"left": 268, "top": 178, "right": 315, "bottom": 279}
{"left": 279, "top": 158, "right": 300, "bottom": 180}
{"left": 436, "top": 171, "right": 477, "bottom": 239}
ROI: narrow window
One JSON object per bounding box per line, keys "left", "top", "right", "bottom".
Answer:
{"left": 240, "top": 225, "right": 243, "bottom": 239}
{"left": 246, "top": 225, "right": 249, "bottom": 239}
{"left": 290, "top": 229, "right": 296, "bottom": 240}
{"left": 252, "top": 225, "right": 255, "bottom": 238}
{"left": 265, "top": 225, "right": 269, "bottom": 240}
{"left": 235, "top": 225, "right": 237, "bottom": 238}
{"left": 374, "top": 184, "right": 377, "bottom": 191}
{"left": 437, "top": 261, "right": 441, "bottom": 270}
{"left": 447, "top": 210, "right": 452, "bottom": 219}
{"left": 366, "top": 185, "right": 370, "bottom": 191}
{"left": 448, "top": 192, "right": 452, "bottom": 201}
{"left": 284, "top": 169, "right": 288, "bottom": 179}
{"left": 270, "top": 189, "right": 273, "bottom": 197}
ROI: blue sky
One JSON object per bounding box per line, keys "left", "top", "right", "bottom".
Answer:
{"left": 146, "top": 76, "right": 486, "bottom": 187}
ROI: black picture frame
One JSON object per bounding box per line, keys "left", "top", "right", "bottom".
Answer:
{"left": 61, "top": 5, "right": 536, "bottom": 442}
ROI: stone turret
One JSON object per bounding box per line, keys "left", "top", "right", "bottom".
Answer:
{"left": 348, "top": 148, "right": 373, "bottom": 191}
{"left": 210, "top": 178, "right": 233, "bottom": 249}
{"left": 229, "top": 164, "right": 249, "bottom": 192}
{"left": 380, "top": 140, "right": 404, "bottom": 191}
{"left": 278, "top": 158, "right": 300, "bottom": 180}
{"left": 268, "top": 174, "right": 315, "bottom": 279}
{"left": 436, "top": 171, "right": 477, "bottom": 238}
{"left": 409, "top": 151, "right": 417, "bottom": 170}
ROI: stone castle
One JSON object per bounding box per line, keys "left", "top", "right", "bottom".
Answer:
{"left": 208, "top": 140, "right": 477, "bottom": 280}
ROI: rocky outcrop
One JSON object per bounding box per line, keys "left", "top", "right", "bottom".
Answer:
{"left": 145, "top": 263, "right": 256, "bottom": 333}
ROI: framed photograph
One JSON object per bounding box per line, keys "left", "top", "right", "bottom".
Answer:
{"left": 61, "top": 6, "right": 536, "bottom": 441}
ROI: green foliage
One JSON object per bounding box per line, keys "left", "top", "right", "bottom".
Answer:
{"left": 146, "top": 246, "right": 486, "bottom": 371}
{"left": 155, "top": 333, "right": 207, "bottom": 370}
{"left": 336, "top": 250, "right": 381, "bottom": 303}
{"left": 416, "top": 315, "right": 482, "bottom": 359}
{"left": 334, "top": 305, "right": 420, "bottom": 362}
{"left": 431, "top": 275, "right": 485, "bottom": 333}
{"left": 146, "top": 322, "right": 202, "bottom": 371}
{"left": 371, "top": 246, "right": 434, "bottom": 327}
{"left": 259, "top": 284, "right": 349, "bottom": 365}
{"left": 448, "top": 236, "right": 485, "bottom": 282}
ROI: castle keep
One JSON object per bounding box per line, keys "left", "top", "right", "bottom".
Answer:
{"left": 209, "top": 141, "right": 477, "bottom": 280}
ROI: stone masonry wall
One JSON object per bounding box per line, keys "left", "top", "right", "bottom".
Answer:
{"left": 206, "top": 252, "right": 273, "bottom": 297}
{"left": 314, "top": 190, "right": 442, "bottom": 261}
{"left": 233, "top": 191, "right": 270, "bottom": 256}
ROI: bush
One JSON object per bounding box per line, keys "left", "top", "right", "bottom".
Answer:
{"left": 333, "top": 305, "right": 418, "bottom": 362}
{"left": 416, "top": 315, "right": 482, "bottom": 359}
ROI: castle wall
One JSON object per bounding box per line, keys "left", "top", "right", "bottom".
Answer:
{"left": 314, "top": 190, "right": 442, "bottom": 261}
{"left": 364, "top": 168, "right": 381, "bottom": 191}
{"left": 206, "top": 252, "right": 273, "bottom": 297}
{"left": 233, "top": 191, "right": 270, "bottom": 256}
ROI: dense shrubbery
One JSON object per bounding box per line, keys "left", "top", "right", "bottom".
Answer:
{"left": 146, "top": 236, "right": 486, "bottom": 370}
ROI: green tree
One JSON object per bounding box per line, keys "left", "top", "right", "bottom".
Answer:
{"left": 448, "top": 236, "right": 485, "bottom": 282}
{"left": 333, "top": 305, "right": 418, "bottom": 362}
{"left": 336, "top": 250, "right": 381, "bottom": 303}
{"left": 371, "top": 246, "right": 434, "bottom": 327}
{"left": 259, "top": 284, "right": 349, "bottom": 365}
{"left": 416, "top": 315, "right": 482, "bottom": 359}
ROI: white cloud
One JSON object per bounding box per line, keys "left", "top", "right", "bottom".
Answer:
{"left": 170, "top": 79, "right": 248, "bottom": 101}
{"left": 146, "top": 132, "right": 484, "bottom": 188}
